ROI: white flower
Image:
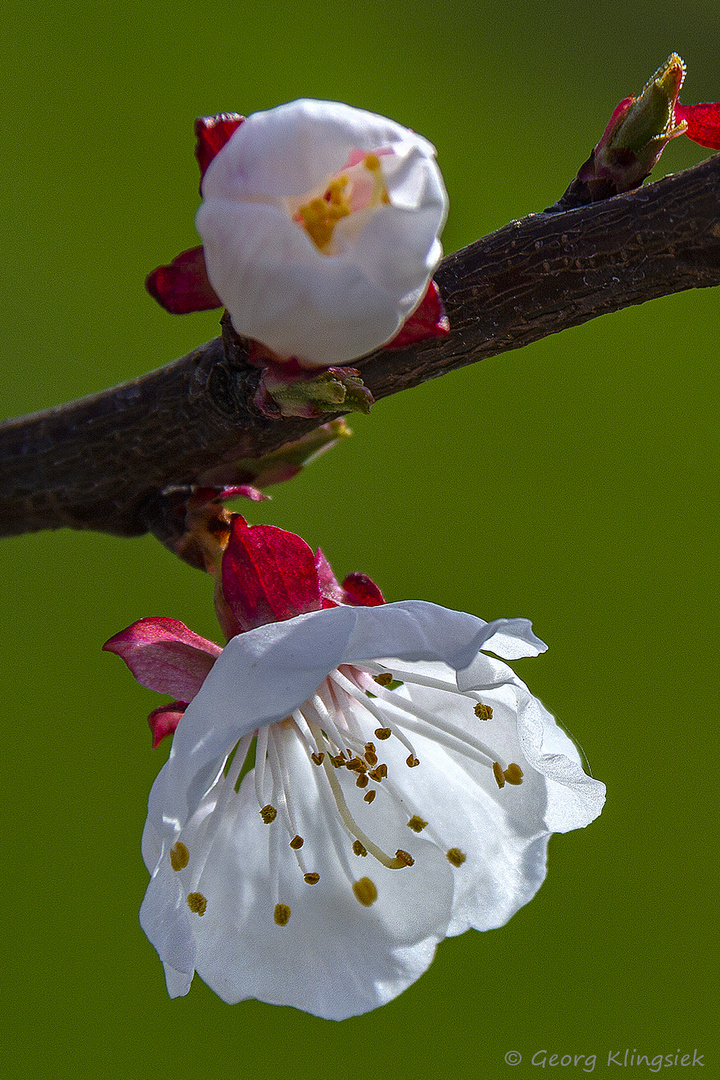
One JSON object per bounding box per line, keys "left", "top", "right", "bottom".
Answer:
{"left": 138, "top": 600, "right": 605, "bottom": 1020}
{"left": 195, "top": 99, "right": 448, "bottom": 367}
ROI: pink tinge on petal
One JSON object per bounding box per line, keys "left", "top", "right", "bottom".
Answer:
{"left": 675, "top": 101, "right": 720, "bottom": 150}
{"left": 383, "top": 280, "right": 450, "bottom": 349}
{"left": 195, "top": 113, "right": 245, "bottom": 182}
{"left": 341, "top": 572, "right": 385, "bottom": 607}
{"left": 103, "top": 617, "right": 222, "bottom": 699}
{"left": 145, "top": 246, "right": 222, "bottom": 315}
{"left": 192, "top": 484, "right": 268, "bottom": 505}
{"left": 221, "top": 516, "right": 323, "bottom": 632}
{"left": 147, "top": 701, "right": 187, "bottom": 748}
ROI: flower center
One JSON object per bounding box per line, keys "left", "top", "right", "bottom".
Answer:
{"left": 174, "top": 663, "right": 523, "bottom": 926}
{"left": 294, "top": 153, "right": 389, "bottom": 254}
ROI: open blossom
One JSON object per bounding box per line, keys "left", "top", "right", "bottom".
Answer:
{"left": 194, "top": 99, "right": 448, "bottom": 367}
{"left": 105, "top": 518, "right": 605, "bottom": 1020}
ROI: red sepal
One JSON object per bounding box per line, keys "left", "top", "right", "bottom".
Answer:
{"left": 675, "top": 101, "right": 720, "bottom": 150}
{"left": 195, "top": 113, "right": 245, "bottom": 183}
{"left": 221, "top": 516, "right": 323, "bottom": 632}
{"left": 145, "top": 246, "right": 222, "bottom": 314}
{"left": 148, "top": 701, "right": 187, "bottom": 748}
{"left": 384, "top": 281, "right": 449, "bottom": 349}
{"left": 341, "top": 572, "right": 385, "bottom": 607}
{"left": 314, "top": 550, "right": 385, "bottom": 607}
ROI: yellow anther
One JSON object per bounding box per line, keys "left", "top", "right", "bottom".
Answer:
{"left": 503, "top": 763, "right": 524, "bottom": 785}
{"left": 274, "top": 903, "right": 291, "bottom": 926}
{"left": 395, "top": 849, "right": 415, "bottom": 867}
{"left": 406, "top": 754, "right": 420, "bottom": 768}
{"left": 407, "top": 815, "right": 428, "bottom": 833}
{"left": 446, "top": 848, "right": 467, "bottom": 867}
{"left": 364, "top": 743, "right": 378, "bottom": 766}
{"left": 356, "top": 773, "right": 369, "bottom": 788}
{"left": 353, "top": 877, "right": 378, "bottom": 907}
{"left": 345, "top": 756, "right": 366, "bottom": 773}
{"left": 304, "top": 872, "right": 320, "bottom": 885}
{"left": 493, "top": 761, "right": 506, "bottom": 789}
{"left": 373, "top": 673, "right": 394, "bottom": 687}
{"left": 289, "top": 835, "right": 304, "bottom": 850}
{"left": 331, "top": 752, "right": 347, "bottom": 768}
{"left": 474, "top": 702, "right": 493, "bottom": 720}
{"left": 169, "top": 841, "right": 189, "bottom": 871}
{"left": 363, "top": 790, "right": 376, "bottom": 804}
{"left": 365, "top": 153, "right": 381, "bottom": 171}
{"left": 260, "top": 804, "right": 278, "bottom": 823}
{"left": 187, "top": 892, "right": 207, "bottom": 917}
{"left": 368, "top": 763, "right": 388, "bottom": 782}
{"left": 353, "top": 840, "right": 368, "bottom": 857}
{"left": 374, "top": 727, "right": 392, "bottom": 740}
{"left": 296, "top": 177, "right": 351, "bottom": 252}
{"left": 311, "top": 752, "right": 325, "bottom": 766}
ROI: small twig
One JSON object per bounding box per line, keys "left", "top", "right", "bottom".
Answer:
{"left": 2, "top": 154, "right": 720, "bottom": 542}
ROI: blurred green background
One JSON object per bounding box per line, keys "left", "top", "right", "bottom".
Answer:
{"left": 1, "top": 0, "right": 718, "bottom": 1076}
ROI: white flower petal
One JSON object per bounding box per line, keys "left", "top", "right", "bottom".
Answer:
{"left": 202, "top": 99, "right": 437, "bottom": 199}
{"left": 175, "top": 735, "right": 453, "bottom": 1019}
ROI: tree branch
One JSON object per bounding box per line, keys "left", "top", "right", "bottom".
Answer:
{"left": 2, "top": 153, "right": 720, "bottom": 543}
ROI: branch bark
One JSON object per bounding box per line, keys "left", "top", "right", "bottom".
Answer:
{"left": 3, "top": 153, "right": 720, "bottom": 542}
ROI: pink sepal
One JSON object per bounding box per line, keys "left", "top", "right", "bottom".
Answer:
{"left": 103, "top": 617, "right": 221, "bottom": 699}
{"left": 145, "top": 246, "right": 222, "bottom": 315}
{"left": 147, "top": 701, "right": 187, "bottom": 748}
{"left": 383, "top": 281, "right": 449, "bottom": 349}
{"left": 675, "top": 101, "right": 720, "bottom": 150}
{"left": 221, "top": 516, "right": 323, "bottom": 632}
{"left": 195, "top": 113, "right": 245, "bottom": 184}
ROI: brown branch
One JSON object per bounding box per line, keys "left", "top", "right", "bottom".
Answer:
{"left": 2, "top": 153, "right": 720, "bottom": 543}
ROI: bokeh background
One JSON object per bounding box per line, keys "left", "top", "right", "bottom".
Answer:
{"left": 1, "top": 1, "right": 718, "bottom": 1076}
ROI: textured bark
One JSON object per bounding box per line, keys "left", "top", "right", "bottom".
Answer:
{"left": 2, "top": 153, "right": 720, "bottom": 542}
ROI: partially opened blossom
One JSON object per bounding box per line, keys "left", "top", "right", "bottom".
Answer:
{"left": 195, "top": 99, "right": 448, "bottom": 367}
{"left": 105, "top": 518, "right": 605, "bottom": 1020}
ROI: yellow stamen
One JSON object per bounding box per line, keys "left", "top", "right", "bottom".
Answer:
{"left": 395, "top": 849, "right": 415, "bottom": 867}
{"left": 289, "top": 835, "right": 304, "bottom": 849}
{"left": 373, "top": 673, "right": 394, "bottom": 687}
{"left": 345, "top": 756, "right": 366, "bottom": 773}
{"left": 493, "top": 761, "right": 506, "bottom": 789}
{"left": 474, "top": 703, "right": 493, "bottom": 720}
{"left": 364, "top": 790, "right": 376, "bottom": 804}
{"left": 304, "top": 872, "right": 320, "bottom": 885}
{"left": 407, "top": 815, "right": 428, "bottom": 833}
{"left": 406, "top": 754, "right": 420, "bottom": 768}
{"left": 503, "top": 763, "right": 524, "bottom": 785}
{"left": 374, "top": 727, "right": 392, "bottom": 740}
{"left": 274, "top": 903, "right": 291, "bottom": 926}
{"left": 356, "top": 773, "right": 369, "bottom": 788}
{"left": 353, "top": 840, "right": 368, "bottom": 857}
{"left": 187, "top": 892, "right": 207, "bottom": 916}
{"left": 296, "top": 176, "right": 351, "bottom": 252}
{"left": 353, "top": 878, "right": 378, "bottom": 907}
{"left": 169, "top": 841, "right": 189, "bottom": 871}
{"left": 260, "top": 804, "right": 277, "bottom": 823}
{"left": 446, "top": 848, "right": 467, "bottom": 867}
{"left": 311, "top": 752, "right": 324, "bottom": 766}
